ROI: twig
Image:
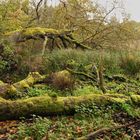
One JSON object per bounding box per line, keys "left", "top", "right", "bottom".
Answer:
{"left": 35, "top": 0, "right": 43, "bottom": 21}
{"left": 77, "top": 120, "right": 140, "bottom": 140}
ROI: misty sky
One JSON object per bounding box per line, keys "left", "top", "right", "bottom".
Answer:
{"left": 124, "top": 0, "right": 140, "bottom": 21}
{"left": 48, "top": 0, "right": 140, "bottom": 22}
{"left": 98, "top": 0, "right": 140, "bottom": 22}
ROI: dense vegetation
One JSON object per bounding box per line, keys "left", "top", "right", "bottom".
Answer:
{"left": 0, "top": 0, "right": 140, "bottom": 140}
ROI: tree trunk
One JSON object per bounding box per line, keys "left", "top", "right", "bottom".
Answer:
{"left": 0, "top": 93, "right": 136, "bottom": 120}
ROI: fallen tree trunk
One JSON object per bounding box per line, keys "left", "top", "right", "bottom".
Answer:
{"left": 5, "top": 27, "right": 91, "bottom": 51}
{"left": 0, "top": 72, "right": 46, "bottom": 99}
{"left": 0, "top": 93, "right": 136, "bottom": 120}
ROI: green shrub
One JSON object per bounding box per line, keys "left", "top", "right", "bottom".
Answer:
{"left": 44, "top": 48, "right": 95, "bottom": 73}
{"left": 120, "top": 53, "right": 140, "bottom": 75}
{"left": 101, "top": 51, "right": 121, "bottom": 74}
{"left": 43, "top": 49, "right": 122, "bottom": 75}
{"left": 0, "top": 40, "right": 20, "bottom": 82}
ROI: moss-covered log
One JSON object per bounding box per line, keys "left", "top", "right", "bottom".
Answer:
{"left": 12, "top": 72, "right": 45, "bottom": 89}
{"left": 0, "top": 93, "right": 137, "bottom": 120}
{"left": 5, "top": 27, "right": 91, "bottom": 51}
{"left": 0, "top": 72, "right": 46, "bottom": 99}
{"left": 131, "top": 95, "right": 140, "bottom": 106}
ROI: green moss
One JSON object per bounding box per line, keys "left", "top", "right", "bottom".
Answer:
{"left": 50, "top": 93, "right": 57, "bottom": 98}
{"left": 56, "top": 70, "right": 71, "bottom": 77}
{"left": 8, "top": 85, "right": 17, "bottom": 93}
{"left": 0, "top": 80, "right": 4, "bottom": 85}
{"left": 27, "top": 72, "right": 46, "bottom": 83}
{"left": 0, "top": 97, "right": 6, "bottom": 102}
{"left": 19, "top": 81, "right": 30, "bottom": 88}
{"left": 22, "top": 27, "right": 59, "bottom": 36}
{"left": 4, "top": 29, "right": 21, "bottom": 36}
{"left": 26, "top": 77, "right": 35, "bottom": 85}
{"left": 131, "top": 95, "right": 140, "bottom": 105}
{"left": 4, "top": 27, "right": 60, "bottom": 38}
{"left": 11, "top": 72, "right": 46, "bottom": 93}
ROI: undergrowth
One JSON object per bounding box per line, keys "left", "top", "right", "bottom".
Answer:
{"left": 43, "top": 48, "right": 140, "bottom": 77}
{"left": 9, "top": 101, "right": 140, "bottom": 140}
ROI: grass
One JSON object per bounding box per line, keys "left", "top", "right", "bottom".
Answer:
{"left": 2, "top": 48, "right": 140, "bottom": 82}
{"left": 43, "top": 48, "right": 140, "bottom": 76}
{"left": 120, "top": 52, "right": 140, "bottom": 76}
{"left": 73, "top": 85, "right": 102, "bottom": 96}
{"left": 2, "top": 47, "right": 140, "bottom": 83}
{"left": 43, "top": 49, "right": 121, "bottom": 74}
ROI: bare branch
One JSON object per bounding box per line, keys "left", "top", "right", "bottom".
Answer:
{"left": 82, "top": 6, "right": 118, "bottom": 43}
{"left": 35, "top": 0, "right": 44, "bottom": 21}
{"left": 59, "top": 0, "right": 67, "bottom": 8}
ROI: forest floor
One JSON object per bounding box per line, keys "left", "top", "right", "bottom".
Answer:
{"left": 0, "top": 115, "right": 140, "bottom": 140}
{"left": 0, "top": 73, "right": 140, "bottom": 140}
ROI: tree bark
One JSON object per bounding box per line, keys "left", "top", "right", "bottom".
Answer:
{"left": 0, "top": 93, "right": 134, "bottom": 120}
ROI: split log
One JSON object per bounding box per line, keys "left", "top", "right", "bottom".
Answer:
{"left": 0, "top": 93, "right": 135, "bottom": 120}
{"left": 0, "top": 72, "right": 46, "bottom": 99}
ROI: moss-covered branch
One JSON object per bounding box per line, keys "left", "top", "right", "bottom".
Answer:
{"left": 5, "top": 27, "right": 92, "bottom": 50}
{"left": 0, "top": 93, "right": 138, "bottom": 120}
{"left": 0, "top": 72, "right": 46, "bottom": 99}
